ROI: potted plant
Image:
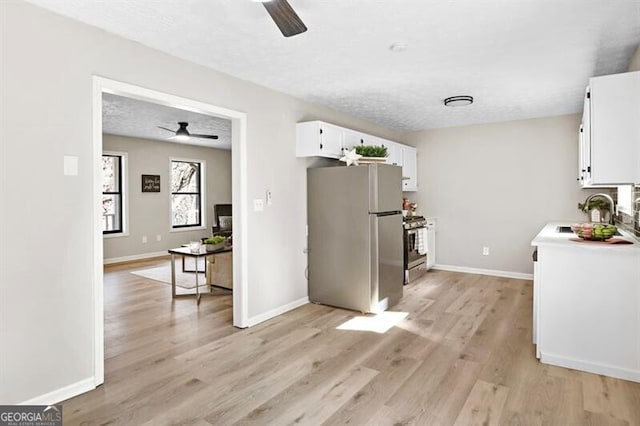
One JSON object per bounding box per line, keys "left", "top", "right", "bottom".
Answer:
{"left": 204, "top": 235, "right": 227, "bottom": 251}
{"left": 355, "top": 145, "right": 388, "bottom": 158}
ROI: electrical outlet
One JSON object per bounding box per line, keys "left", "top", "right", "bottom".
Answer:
{"left": 482, "top": 246, "right": 490, "bottom": 256}
{"left": 142, "top": 235, "right": 148, "bottom": 244}
{"left": 266, "top": 190, "right": 273, "bottom": 205}
{"left": 253, "top": 199, "right": 264, "bottom": 212}
{"left": 156, "top": 235, "right": 162, "bottom": 242}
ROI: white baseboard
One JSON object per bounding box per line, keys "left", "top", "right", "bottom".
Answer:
{"left": 19, "top": 377, "right": 96, "bottom": 405}
{"left": 541, "top": 352, "right": 640, "bottom": 383}
{"left": 104, "top": 251, "right": 168, "bottom": 265}
{"left": 245, "top": 297, "right": 309, "bottom": 327}
{"left": 432, "top": 264, "right": 533, "bottom": 281}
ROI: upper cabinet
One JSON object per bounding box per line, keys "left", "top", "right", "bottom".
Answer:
{"left": 341, "top": 129, "right": 364, "bottom": 152}
{"left": 296, "top": 120, "right": 418, "bottom": 191}
{"left": 296, "top": 121, "right": 344, "bottom": 159}
{"left": 579, "top": 71, "right": 640, "bottom": 187}
{"left": 401, "top": 146, "right": 418, "bottom": 192}
{"left": 385, "top": 142, "right": 403, "bottom": 167}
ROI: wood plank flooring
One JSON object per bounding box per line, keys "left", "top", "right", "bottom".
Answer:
{"left": 61, "top": 257, "right": 640, "bottom": 425}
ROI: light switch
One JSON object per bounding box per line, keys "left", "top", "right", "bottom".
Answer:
{"left": 253, "top": 199, "right": 264, "bottom": 212}
{"left": 63, "top": 155, "right": 78, "bottom": 176}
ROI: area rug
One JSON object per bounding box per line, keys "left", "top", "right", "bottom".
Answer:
{"left": 130, "top": 259, "right": 206, "bottom": 290}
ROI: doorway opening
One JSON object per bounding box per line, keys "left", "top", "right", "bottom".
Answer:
{"left": 92, "top": 76, "right": 248, "bottom": 386}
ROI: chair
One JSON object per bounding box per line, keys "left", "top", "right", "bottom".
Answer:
{"left": 212, "top": 204, "right": 232, "bottom": 237}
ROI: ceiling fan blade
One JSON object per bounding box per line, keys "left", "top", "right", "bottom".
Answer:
{"left": 190, "top": 134, "right": 219, "bottom": 140}
{"left": 262, "top": 0, "right": 307, "bottom": 38}
{"left": 158, "top": 126, "right": 177, "bottom": 133}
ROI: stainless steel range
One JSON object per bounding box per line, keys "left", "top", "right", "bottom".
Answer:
{"left": 403, "top": 215, "right": 428, "bottom": 284}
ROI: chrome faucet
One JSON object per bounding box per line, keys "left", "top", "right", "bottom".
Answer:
{"left": 583, "top": 193, "right": 616, "bottom": 224}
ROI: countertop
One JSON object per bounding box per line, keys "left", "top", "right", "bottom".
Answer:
{"left": 531, "top": 222, "right": 640, "bottom": 252}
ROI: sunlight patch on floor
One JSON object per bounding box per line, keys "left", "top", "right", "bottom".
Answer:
{"left": 336, "top": 311, "right": 409, "bottom": 334}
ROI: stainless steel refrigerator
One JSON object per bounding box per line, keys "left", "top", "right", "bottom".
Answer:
{"left": 307, "top": 163, "right": 404, "bottom": 313}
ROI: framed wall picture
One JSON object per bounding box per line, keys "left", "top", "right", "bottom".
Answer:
{"left": 141, "top": 174, "right": 161, "bottom": 192}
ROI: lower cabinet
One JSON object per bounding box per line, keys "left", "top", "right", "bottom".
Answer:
{"left": 534, "top": 242, "right": 640, "bottom": 382}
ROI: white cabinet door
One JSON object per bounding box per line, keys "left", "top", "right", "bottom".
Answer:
{"left": 532, "top": 247, "right": 540, "bottom": 358}
{"left": 342, "top": 129, "right": 363, "bottom": 152}
{"left": 319, "top": 123, "right": 345, "bottom": 159}
{"left": 425, "top": 218, "right": 436, "bottom": 269}
{"left": 582, "top": 71, "right": 640, "bottom": 186}
{"left": 579, "top": 87, "right": 594, "bottom": 187}
{"left": 401, "top": 146, "right": 417, "bottom": 192}
{"left": 385, "top": 141, "right": 403, "bottom": 166}
{"left": 296, "top": 121, "right": 344, "bottom": 159}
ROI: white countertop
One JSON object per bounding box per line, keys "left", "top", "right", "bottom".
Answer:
{"left": 531, "top": 222, "right": 640, "bottom": 252}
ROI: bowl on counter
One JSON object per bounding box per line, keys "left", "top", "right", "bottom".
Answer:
{"left": 571, "top": 223, "right": 618, "bottom": 241}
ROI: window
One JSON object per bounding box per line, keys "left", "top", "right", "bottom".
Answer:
{"left": 102, "top": 154, "right": 124, "bottom": 234}
{"left": 171, "top": 160, "right": 202, "bottom": 228}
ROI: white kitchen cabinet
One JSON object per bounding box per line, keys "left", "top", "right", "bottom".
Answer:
{"left": 296, "top": 121, "right": 344, "bottom": 159}
{"left": 297, "top": 121, "right": 418, "bottom": 191}
{"left": 401, "top": 146, "right": 417, "bottom": 192}
{"left": 385, "top": 141, "right": 403, "bottom": 167}
{"left": 425, "top": 218, "right": 436, "bottom": 269}
{"left": 341, "top": 129, "right": 362, "bottom": 152}
{"left": 580, "top": 71, "right": 640, "bottom": 186}
{"left": 531, "top": 223, "right": 640, "bottom": 382}
{"left": 532, "top": 247, "right": 540, "bottom": 358}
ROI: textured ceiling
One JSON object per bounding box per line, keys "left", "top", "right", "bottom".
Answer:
{"left": 28, "top": 0, "right": 640, "bottom": 132}
{"left": 102, "top": 93, "right": 232, "bottom": 149}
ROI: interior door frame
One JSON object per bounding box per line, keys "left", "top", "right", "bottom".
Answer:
{"left": 92, "top": 76, "right": 249, "bottom": 386}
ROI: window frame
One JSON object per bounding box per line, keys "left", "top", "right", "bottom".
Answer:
{"left": 102, "top": 151, "right": 128, "bottom": 237}
{"left": 169, "top": 158, "right": 206, "bottom": 231}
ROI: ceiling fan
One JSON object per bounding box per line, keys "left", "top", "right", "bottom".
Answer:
{"left": 257, "top": 0, "right": 307, "bottom": 37}
{"left": 158, "top": 122, "right": 219, "bottom": 141}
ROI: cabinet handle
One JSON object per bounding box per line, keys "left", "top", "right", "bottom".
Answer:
{"left": 360, "top": 139, "right": 364, "bottom": 144}
{"left": 587, "top": 166, "right": 591, "bottom": 173}
{"left": 320, "top": 143, "right": 323, "bottom": 149}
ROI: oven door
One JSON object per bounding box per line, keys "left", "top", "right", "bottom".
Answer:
{"left": 405, "top": 227, "right": 426, "bottom": 269}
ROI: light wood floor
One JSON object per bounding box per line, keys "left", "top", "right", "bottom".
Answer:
{"left": 62, "top": 257, "right": 640, "bottom": 425}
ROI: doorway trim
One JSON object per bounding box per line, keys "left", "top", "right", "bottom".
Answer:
{"left": 92, "top": 76, "right": 249, "bottom": 385}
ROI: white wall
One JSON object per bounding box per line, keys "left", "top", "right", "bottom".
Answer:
{"left": 102, "top": 134, "right": 232, "bottom": 260}
{"left": 0, "top": 2, "right": 402, "bottom": 404}
{"left": 403, "top": 114, "right": 596, "bottom": 275}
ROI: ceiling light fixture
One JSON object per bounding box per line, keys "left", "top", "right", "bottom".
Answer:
{"left": 444, "top": 95, "right": 473, "bottom": 107}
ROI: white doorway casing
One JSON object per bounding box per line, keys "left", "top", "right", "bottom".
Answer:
{"left": 91, "top": 76, "right": 249, "bottom": 386}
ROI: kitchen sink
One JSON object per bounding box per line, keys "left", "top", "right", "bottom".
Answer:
{"left": 556, "top": 226, "right": 573, "bottom": 233}
{"left": 556, "top": 225, "right": 621, "bottom": 236}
